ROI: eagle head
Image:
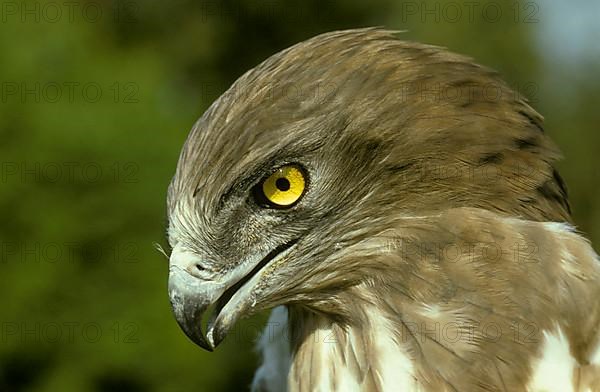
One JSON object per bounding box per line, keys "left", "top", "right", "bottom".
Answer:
{"left": 166, "top": 29, "right": 570, "bottom": 351}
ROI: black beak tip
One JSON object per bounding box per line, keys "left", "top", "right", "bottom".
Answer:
{"left": 186, "top": 327, "right": 215, "bottom": 352}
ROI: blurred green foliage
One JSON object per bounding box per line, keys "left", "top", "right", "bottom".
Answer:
{"left": 1, "top": 0, "right": 598, "bottom": 391}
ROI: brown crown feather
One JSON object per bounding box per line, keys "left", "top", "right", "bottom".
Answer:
{"left": 170, "top": 28, "right": 571, "bottom": 227}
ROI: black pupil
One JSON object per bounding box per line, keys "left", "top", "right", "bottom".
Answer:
{"left": 275, "top": 177, "right": 291, "bottom": 191}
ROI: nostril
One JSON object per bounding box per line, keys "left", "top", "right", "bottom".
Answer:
{"left": 169, "top": 246, "right": 209, "bottom": 276}
{"left": 185, "top": 263, "right": 208, "bottom": 278}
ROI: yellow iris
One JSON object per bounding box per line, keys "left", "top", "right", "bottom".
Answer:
{"left": 261, "top": 165, "right": 306, "bottom": 207}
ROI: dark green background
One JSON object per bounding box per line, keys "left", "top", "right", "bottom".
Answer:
{"left": 1, "top": 0, "right": 598, "bottom": 391}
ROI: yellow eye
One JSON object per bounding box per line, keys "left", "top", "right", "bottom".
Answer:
{"left": 260, "top": 165, "right": 306, "bottom": 207}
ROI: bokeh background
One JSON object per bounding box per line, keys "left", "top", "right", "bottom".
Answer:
{"left": 1, "top": 0, "right": 599, "bottom": 391}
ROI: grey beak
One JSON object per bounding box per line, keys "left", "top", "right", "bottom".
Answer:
{"left": 168, "top": 266, "right": 225, "bottom": 351}
{"left": 167, "top": 241, "right": 296, "bottom": 351}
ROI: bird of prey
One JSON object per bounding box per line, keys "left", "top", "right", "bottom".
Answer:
{"left": 166, "top": 29, "right": 600, "bottom": 391}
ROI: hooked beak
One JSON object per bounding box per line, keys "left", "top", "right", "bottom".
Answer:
{"left": 168, "top": 265, "right": 222, "bottom": 351}
{"left": 167, "top": 241, "right": 297, "bottom": 351}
